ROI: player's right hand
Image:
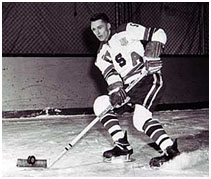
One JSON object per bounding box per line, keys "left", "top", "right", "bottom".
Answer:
{"left": 109, "top": 87, "right": 127, "bottom": 107}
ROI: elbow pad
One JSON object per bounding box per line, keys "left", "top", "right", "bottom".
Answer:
{"left": 151, "top": 28, "right": 167, "bottom": 44}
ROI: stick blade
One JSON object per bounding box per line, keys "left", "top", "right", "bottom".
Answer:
{"left": 16, "top": 159, "right": 47, "bottom": 168}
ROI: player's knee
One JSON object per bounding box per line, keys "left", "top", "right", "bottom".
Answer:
{"left": 93, "top": 95, "right": 111, "bottom": 116}
{"left": 133, "top": 105, "right": 152, "bottom": 132}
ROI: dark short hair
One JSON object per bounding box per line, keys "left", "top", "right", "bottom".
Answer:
{"left": 90, "top": 13, "right": 110, "bottom": 23}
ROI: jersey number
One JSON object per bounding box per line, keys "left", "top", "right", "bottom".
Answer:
{"left": 115, "top": 53, "right": 126, "bottom": 67}
{"left": 115, "top": 52, "right": 142, "bottom": 67}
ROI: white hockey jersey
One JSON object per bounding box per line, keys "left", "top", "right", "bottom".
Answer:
{"left": 95, "top": 22, "right": 167, "bottom": 86}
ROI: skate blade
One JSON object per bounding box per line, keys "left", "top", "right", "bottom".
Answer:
{"left": 16, "top": 159, "right": 47, "bottom": 168}
{"left": 104, "top": 155, "right": 135, "bottom": 163}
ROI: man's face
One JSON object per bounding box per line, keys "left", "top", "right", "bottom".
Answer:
{"left": 91, "top": 19, "right": 111, "bottom": 42}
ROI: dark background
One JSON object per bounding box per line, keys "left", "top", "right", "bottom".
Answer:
{"left": 2, "top": 2, "right": 209, "bottom": 56}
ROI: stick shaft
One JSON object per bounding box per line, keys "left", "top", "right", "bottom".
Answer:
{"left": 49, "top": 71, "right": 147, "bottom": 168}
{"left": 48, "top": 118, "right": 101, "bottom": 168}
{"left": 49, "top": 106, "right": 113, "bottom": 168}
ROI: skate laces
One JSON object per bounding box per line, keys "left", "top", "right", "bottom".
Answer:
{"left": 114, "top": 141, "right": 132, "bottom": 151}
{"left": 114, "top": 131, "right": 132, "bottom": 151}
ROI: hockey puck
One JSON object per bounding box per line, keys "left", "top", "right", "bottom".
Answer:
{"left": 27, "top": 155, "right": 36, "bottom": 165}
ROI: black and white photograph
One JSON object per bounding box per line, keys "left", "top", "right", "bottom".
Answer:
{"left": 2, "top": 1, "right": 209, "bottom": 177}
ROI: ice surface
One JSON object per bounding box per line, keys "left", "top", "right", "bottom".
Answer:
{"left": 2, "top": 109, "right": 209, "bottom": 177}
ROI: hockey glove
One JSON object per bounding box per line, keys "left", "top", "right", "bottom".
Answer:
{"left": 109, "top": 87, "right": 127, "bottom": 107}
{"left": 144, "top": 57, "right": 163, "bottom": 74}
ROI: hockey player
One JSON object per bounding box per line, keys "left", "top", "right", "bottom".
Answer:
{"left": 90, "top": 13, "right": 180, "bottom": 167}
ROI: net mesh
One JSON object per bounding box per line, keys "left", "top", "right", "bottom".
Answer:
{"left": 2, "top": 2, "right": 209, "bottom": 55}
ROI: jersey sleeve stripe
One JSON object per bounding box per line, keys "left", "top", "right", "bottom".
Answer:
{"left": 148, "top": 28, "right": 157, "bottom": 41}
{"left": 103, "top": 65, "right": 116, "bottom": 79}
{"left": 144, "top": 27, "right": 158, "bottom": 41}
{"left": 104, "top": 69, "right": 119, "bottom": 80}
{"left": 144, "top": 27, "right": 150, "bottom": 41}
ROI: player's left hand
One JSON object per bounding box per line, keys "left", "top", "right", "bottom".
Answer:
{"left": 144, "top": 58, "right": 162, "bottom": 74}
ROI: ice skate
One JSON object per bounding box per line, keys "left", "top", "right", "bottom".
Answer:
{"left": 149, "top": 139, "right": 180, "bottom": 167}
{"left": 103, "top": 131, "right": 133, "bottom": 163}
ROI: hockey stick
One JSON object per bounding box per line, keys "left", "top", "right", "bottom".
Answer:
{"left": 48, "top": 69, "right": 147, "bottom": 168}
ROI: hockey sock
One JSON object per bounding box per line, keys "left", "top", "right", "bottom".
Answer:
{"left": 142, "top": 118, "right": 173, "bottom": 151}
{"left": 100, "top": 112, "right": 124, "bottom": 142}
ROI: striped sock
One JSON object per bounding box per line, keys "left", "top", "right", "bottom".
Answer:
{"left": 142, "top": 118, "right": 173, "bottom": 151}
{"left": 100, "top": 112, "right": 124, "bottom": 142}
